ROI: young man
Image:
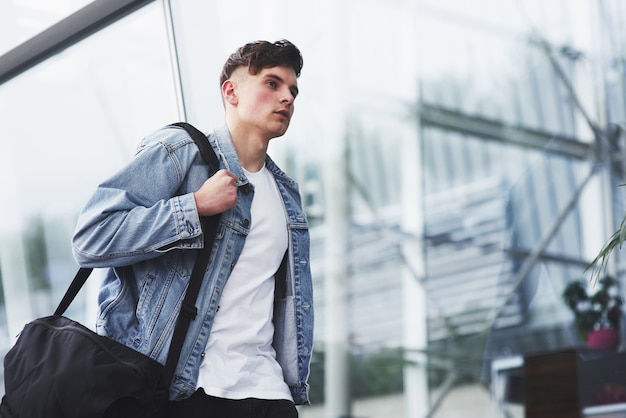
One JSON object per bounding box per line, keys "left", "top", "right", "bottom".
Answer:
{"left": 72, "top": 39, "right": 313, "bottom": 417}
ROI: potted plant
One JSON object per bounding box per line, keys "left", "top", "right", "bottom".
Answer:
{"left": 562, "top": 276, "right": 623, "bottom": 350}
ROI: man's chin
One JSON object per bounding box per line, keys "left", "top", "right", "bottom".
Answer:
{"left": 268, "top": 125, "right": 289, "bottom": 139}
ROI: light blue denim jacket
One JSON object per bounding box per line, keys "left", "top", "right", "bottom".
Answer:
{"left": 72, "top": 124, "right": 313, "bottom": 404}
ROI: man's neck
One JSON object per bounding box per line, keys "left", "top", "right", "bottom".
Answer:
{"left": 226, "top": 120, "right": 269, "bottom": 173}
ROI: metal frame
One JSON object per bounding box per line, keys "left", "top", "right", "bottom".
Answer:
{"left": 0, "top": 0, "right": 155, "bottom": 85}
{"left": 162, "top": 0, "right": 187, "bottom": 122}
{"left": 419, "top": 103, "right": 592, "bottom": 160}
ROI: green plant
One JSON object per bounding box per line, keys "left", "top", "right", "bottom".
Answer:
{"left": 586, "top": 185, "right": 626, "bottom": 281}
{"left": 562, "top": 276, "right": 623, "bottom": 340}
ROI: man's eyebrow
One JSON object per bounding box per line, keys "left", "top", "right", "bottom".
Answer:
{"left": 265, "top": 73, "right": 299, "bottom": 97}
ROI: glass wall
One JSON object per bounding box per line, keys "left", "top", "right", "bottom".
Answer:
{"left": 1, "top": 0, "right": 626, "bottom": 416}
{"left": 166, "top": 0, "right": 624, "bottom": 416}
{"left": 0, "top": 0, "right": 177, "bottom": 370}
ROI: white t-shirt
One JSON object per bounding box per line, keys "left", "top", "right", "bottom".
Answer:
{"left": 197, "top": 165, "right": 292, "bottom": 401}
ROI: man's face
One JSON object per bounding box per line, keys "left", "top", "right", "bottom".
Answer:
{"left": 229, "top": 65, "right": 299, "bottom": 140}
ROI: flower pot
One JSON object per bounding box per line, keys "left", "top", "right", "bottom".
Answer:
{"left": 586, "top": 328, "right": 620, "bottom": 350}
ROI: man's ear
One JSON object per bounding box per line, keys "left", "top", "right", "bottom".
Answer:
{"left": 222, "top": 80, "right": 238, "bottom": 106}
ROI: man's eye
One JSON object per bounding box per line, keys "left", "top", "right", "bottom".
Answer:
{"left": 267, "top": 81, "right": 277, "bottom": 88}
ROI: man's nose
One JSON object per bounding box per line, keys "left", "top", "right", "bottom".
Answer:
{"left": 281, "top": 89, "right": 295, "bottom": 104}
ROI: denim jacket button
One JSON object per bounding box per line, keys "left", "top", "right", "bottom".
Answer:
{"left": 185, "top": 220, "right": 195, "bottom": 235}
{"left": 243, "top": 218, "right": 250, "bottom": 227}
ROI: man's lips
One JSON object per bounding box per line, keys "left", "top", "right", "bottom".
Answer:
{"left": 275, "top": 109, "right": 290, "bottom": 118}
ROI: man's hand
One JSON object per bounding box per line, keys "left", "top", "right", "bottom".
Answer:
{"left": 193, "top": 169, "right": 238, "bottom": 216}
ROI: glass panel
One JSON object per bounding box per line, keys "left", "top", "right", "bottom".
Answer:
{"left": 2, "top": 0, "right": 625, "bottom": 415}
{"left": 0, "top": 0, "right": 177, "bottom": 362}
{"left": 0, "top": 0, "right": 94, "bottom": 55}
{"left": 166, "top": 0, "right": 626, "bottom": 416}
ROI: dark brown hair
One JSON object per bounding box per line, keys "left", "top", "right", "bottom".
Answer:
{"left": 219, "top": 39, "right": 303, "bottom": 86}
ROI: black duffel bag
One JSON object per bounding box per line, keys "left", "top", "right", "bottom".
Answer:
{"left": 0, "top": 122, "right": 220, "bottom": 418}
{"left": 1, "top": 309, "right": 165, "bottom": 418}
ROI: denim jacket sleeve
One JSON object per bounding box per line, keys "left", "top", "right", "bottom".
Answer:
{"left": 72, "top": 127, "right": 206, "bottom": 268}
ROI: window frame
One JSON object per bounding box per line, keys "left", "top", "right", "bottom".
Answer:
{"left": 0, "top": 0, "right": 155, "bottom": 85}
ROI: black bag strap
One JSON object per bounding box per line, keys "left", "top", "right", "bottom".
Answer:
{"left": 170, "top": 122, "right": 220, "bottom": 173}
{"left": 159, "top": 122, "right": 222, "bottom": 387}
{"left": 54, "top": 267, "right": 94, "bottom": 315}
{"left": 55, "top": 121, "right": 222, "bottom": 391}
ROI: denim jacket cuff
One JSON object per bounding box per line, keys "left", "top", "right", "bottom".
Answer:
{"left": 172, "top": 193, "right": 202, "bottom": 239}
